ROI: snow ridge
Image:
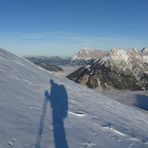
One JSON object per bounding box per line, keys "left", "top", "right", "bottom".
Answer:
{"left": 101, "top": 48, "right": 129, "bottom": 64}
{"left": 71, "top": 48, "right": 106, "bottom": 65}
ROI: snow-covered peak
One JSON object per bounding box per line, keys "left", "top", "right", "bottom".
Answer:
{"left": 71, "top": 48, "right": 106, "bottom": 65}
{"left": 71, "top": 54, "right": 78, "bottom": 61}
{"left": 129, "top": 48, "right": 139, "bottom": 54}
{"left": 71, "top": 48, "right": 96, "bottom": 60}
{"left": 79, "top": 48, "right": 95, "bottom": 54}
{"left": 101, "top": 48, "right": 129, "bottom": 63}
{"left": 110, "top": 48, "right": 129, "bottom": 62}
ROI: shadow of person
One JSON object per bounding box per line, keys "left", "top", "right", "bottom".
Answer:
{"left": 45, "top": 79, "right": 69, "bottom": 148}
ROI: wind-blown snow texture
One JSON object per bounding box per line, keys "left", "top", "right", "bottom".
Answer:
{"left": 0, "top": 48, "right": 148, "bottom": 148}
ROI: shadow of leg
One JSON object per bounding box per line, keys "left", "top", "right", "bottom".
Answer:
{"left": 53, "top": 120, "right": 68, "bottom": 148}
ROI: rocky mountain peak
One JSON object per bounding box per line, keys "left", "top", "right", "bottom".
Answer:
{"left": 68, "top": 48, "right": 148, "bottom": 90}
{"left": 71, "top": 48, "right": 98, "bottom": 60}
{"left": 129, "top": 48, "right": 139, "bottom": 53}
{"left": 71, "top": 48, "right": 106, "bottom": 65}
{"left": 103, "top": 48, "right": 129, "bottom": 63}
{"left": 79, "top": 48, "right": 95, "bottom": 54}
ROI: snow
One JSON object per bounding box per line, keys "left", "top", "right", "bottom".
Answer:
{"left": 71, "top": 55, "right": 78, "bottom": 61}
{"left": 71, "top": 48, "right": 97, "bottom": 61}
{"left": 79, "top": 48, "right": 95, "bottom": 54}
{"left": 0, "top": 48, "right": 148, "bottom": 148}
{"left": 141, "top": 55, "right": 148, "bottom": 64}
{"left": 101, "top": 48, "right": 129, "bottom": 63}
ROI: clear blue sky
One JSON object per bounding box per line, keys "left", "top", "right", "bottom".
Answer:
{"left": 0, "top": 0, "right": 148, "bottom": 56}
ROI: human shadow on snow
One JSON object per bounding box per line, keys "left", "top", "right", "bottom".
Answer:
{"left": 36, "top": 79, "right": 69, "bottom": 148}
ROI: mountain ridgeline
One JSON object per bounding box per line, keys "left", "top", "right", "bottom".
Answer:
{"left": 26, "top": 56, "right": 67, "bottom": 72}
{"left": 67, "top": 48, "right": 148, "bottom": 90}
{"left": 70, "top": 48, "right": 107, "bottom": 65}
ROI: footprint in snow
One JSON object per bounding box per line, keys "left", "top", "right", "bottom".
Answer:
{"left": 82, "top": 141, "right": 96, "bottom": 148}
{"left": 8, "top": 138, "right": 17, "bottom": 146}
{"left": 102, "top": 123, "right": 126, "bottom": 136}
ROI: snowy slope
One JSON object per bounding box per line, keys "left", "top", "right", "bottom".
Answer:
{"left": 0, "top": 48, "right": 148, "bottom": 148}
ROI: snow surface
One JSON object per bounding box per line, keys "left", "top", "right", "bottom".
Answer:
{"left": 101, "top": 48, "right": 129, "bottom": 63}
{"left": 142, "top": 55, "right": 148, "bottom": 64}
{"left": 0, "top": 48, "right": 148, "bottom": 148}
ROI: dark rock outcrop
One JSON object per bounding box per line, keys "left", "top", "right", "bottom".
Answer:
{"left": 26, "top": 56, "right": 65, "bottom": 72}
{"left": 33, "top": 61, "right": 63, "bottom": 72}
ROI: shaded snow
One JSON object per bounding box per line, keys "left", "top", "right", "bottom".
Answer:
{"left": 0, "top": 48, "right": 148, "bottom": 148}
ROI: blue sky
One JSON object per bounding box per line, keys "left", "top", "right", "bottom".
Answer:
{"left": 0, "top": 0, "right": 148, "bottom": 56}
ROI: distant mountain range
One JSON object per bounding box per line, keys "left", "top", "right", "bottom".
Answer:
{"left": 26, "top": 47, "right": 148, "bottom": 67}
{"left": 25, "top": 56, "right": 70, "bottom": 72}
{"left": 70, "top": 48, "right": 107, "bottom": 65}
{"left": 26, "top": 56, "right": 70, "bottom": 65}
{"left": 67, "top": 48, "right": 148, "bottom": 90}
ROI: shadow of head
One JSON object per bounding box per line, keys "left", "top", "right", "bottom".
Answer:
{"left": 50, "top": 79, "right": 54, "bottom": 85}
{"left": 135, "top": 94, "right": 148, "bottom": 111}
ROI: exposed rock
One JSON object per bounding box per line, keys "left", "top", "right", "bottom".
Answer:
{"left": 26, "top": 56, "right": 70, "bottom": 65}
{"left": 141, "top": 47, "right": 148, "bottom": 53}
{"left": 67, "top": 48, "right": 148, "bottom": 90}
{"left": 29, "top": 61, "right": 63, "bottom": 72}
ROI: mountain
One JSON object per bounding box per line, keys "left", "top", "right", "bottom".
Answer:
{"left": 67, "top": 48, "right": 148, "bottom": 90}
{"left": 141, "top": 47, "right": 148, "bottom": 53}
{"left": 27, "top": 60, "right": 64, "bottom": 72}
{"left": 0, "top": 48, "right": 148, "bottom": 148}
{"left": 26, "top": 56, "right": 71, "bottom": 72}
{"left": 26, "top": 56, "right": 70, "bottom": 65}
{"left": 141, "top": 48, "right": 148, "bottom": 64}
{"left": 70, "top": 48, "right": 106, "bottom": 65}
